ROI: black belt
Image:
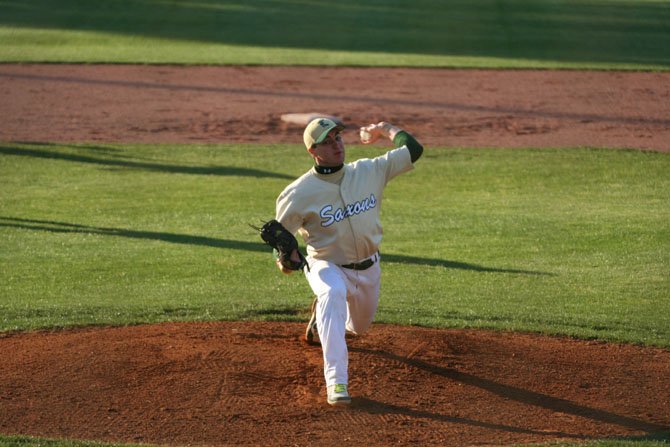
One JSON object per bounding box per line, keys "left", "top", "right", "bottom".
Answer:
{"left": 341, "top": 254, "right": 378, "bottom": 271}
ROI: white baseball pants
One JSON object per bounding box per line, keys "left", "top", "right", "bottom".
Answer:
{"left": 304, "top": 254, "right": 381, "bottom": 387}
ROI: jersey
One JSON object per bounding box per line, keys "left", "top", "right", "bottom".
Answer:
{"left": 276, "top": 146, "right": 413, "bottom": 265}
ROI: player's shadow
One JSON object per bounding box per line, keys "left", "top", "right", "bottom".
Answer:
{"left": 0, "top": 216, "right": 268, "bottom": 253}
{"left": 0, "top": 144, "right": 293, "bottom": 179}
{"left": 352, "top": 396, "right": 589, "bottom": 439}
{"left": 350, "top": 346, "right": 669, "bottom": 434}
{"left": 240, "top": 306, "right": 303, "bottom": 319}
{"left": 382, "top": 253, "right": 553, "bottom": 276}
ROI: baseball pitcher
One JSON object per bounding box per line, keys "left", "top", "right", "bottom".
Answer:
{"left": 262, "top": 117, "right": 423, "bottom": 406}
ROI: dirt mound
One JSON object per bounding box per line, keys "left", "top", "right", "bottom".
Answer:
{"left": 1, "top": 322, "right": 668, "bottom": 446}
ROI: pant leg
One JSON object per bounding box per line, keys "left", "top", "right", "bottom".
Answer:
{"left": 342, "top": 261, "right": 381, "bottom": 335}
{"left": 304, "top": 259, "right": 349, "bottom": 387}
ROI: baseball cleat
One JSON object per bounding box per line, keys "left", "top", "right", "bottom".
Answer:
{"left": 305, "top": 297, "right": 318, "bottom": 344}
{"left": 327, "top": 384, "right": 351, "bottom": 406}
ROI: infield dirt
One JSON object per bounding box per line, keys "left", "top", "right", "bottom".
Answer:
{"left": 0, "top": 65, "right": 669, "bottom": 446}
{"left": 1, "top": 65, "right": 669, "bottom": 151}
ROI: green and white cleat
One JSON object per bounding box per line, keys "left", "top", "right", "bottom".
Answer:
{"left": 327, "top": 384, "right": 351, "bottom": 406}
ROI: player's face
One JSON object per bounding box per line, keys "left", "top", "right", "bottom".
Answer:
{"left": 310, "top": 130, "right": 345, "bottom": 166}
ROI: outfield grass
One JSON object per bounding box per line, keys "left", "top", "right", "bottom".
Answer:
{"left": 1, "top": 142, "right": 668, "bottom": 348}
{"left": 1, "top": 0, "right": 669, "bottom": 69}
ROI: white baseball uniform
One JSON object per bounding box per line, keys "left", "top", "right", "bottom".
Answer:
{"left": 276, "top": 146, "right": 414, "bottom": 387}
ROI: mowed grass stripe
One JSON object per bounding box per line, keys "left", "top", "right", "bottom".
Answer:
{"left": 0, "top": 0, "right": 669, "bottom": 69}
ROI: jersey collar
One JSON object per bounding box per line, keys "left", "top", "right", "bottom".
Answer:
{"left": 313, "top": 164, "right": 344, "bottom": 175}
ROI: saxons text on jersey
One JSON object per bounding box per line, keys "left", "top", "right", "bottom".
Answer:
{"left": 320, "top": 194, "right": 377, "bottom": 227}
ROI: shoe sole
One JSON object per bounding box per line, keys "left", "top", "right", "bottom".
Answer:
{"left": 327, "top": 397, "right": 352, "bottom": 406}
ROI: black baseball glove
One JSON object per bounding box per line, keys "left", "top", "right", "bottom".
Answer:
{"left": 256, "top": 219, "right": 309, "bottom": 272}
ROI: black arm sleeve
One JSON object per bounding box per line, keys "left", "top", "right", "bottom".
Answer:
{"left": 393, "top": 131, "right": 423, "bottom": 163}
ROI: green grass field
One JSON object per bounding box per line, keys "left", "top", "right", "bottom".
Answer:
{"left": 1, "top": 0, "right": 669, "bottom": 69}
{"left": 1, "top": 143, "right": 669, "bottom": 445}
{"left": 1, "top": 143, "right": 668, "bottom": 346}
{"left": 2, "top": 0, "right": 670, "bottom": 446}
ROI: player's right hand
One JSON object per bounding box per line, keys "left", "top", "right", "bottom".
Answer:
{"left": 360, "top": 122, "right": 401, "bottom": 144}
{"left": 359, "top": 123, "right": 383, "bottom": 144}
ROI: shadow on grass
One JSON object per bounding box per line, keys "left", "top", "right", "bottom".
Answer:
{"left": 382, "top": 253, "right": 553, "bottom": 276}
{"left": 0, "top": 216, "right": 269, "bottom": 253}
{"left": 0, "top": 144, "right": 294, "bottom": 180}
{"left": 1, "top": 0, "right": 668, "bottom": 66}
{"left": 240, "top": 306, "right": 304, "bottom": 319}
{"left": 1, "top": 217, "right": 552, "bottom": 275}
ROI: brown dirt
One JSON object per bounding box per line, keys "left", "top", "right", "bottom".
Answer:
{"left": 1, "top": 322, "right": 669, "bottom": 446}
{"left": 1, "top": 64, "right": 669, "bottom": 446}
{"left": 1, "top": 64, "right": 669, "bottom": 151}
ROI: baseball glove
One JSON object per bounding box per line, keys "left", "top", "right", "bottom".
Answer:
{"left": 256, "top": 219, "right": 309, "bottom": 272}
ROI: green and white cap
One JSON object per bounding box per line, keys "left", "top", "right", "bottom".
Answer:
{"left": 303, "top": 118, "right": 344, "bottom": 149}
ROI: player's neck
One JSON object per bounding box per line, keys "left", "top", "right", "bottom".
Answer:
{"left": 314, "top": 163, "right": 344, "bottom": 175}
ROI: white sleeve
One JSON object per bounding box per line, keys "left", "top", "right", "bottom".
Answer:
{"left": 377, "top": 146, "right": 414, "bottom": 184}
{"left": 275, "top": 187, "right": 303, "bottom": 235}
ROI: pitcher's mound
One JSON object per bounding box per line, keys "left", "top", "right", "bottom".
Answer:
{"left": 1, "top": 322, "right": 668, "bottom": 446}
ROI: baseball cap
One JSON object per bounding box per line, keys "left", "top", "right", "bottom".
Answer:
{"left": 303, "top": 118, "right": 345, "bottom": 149}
